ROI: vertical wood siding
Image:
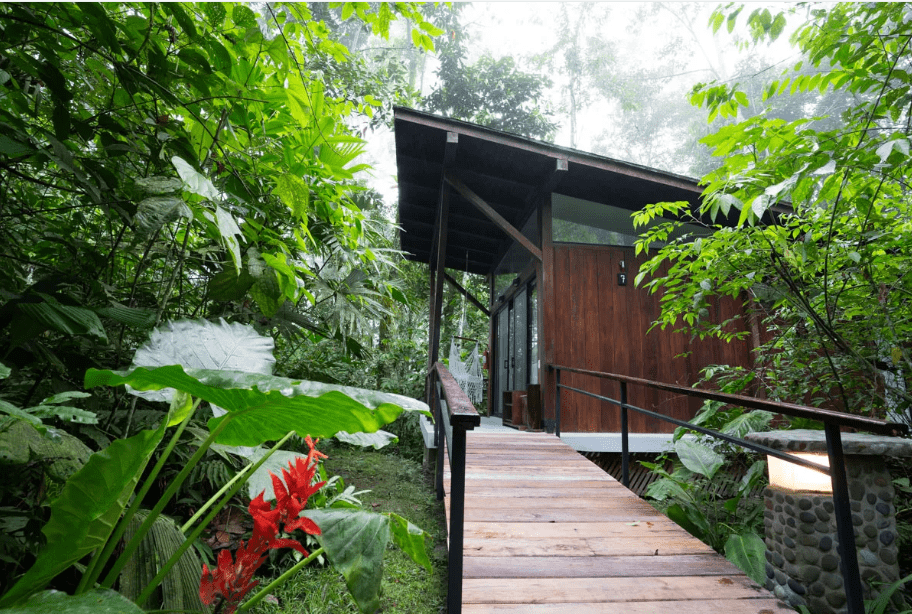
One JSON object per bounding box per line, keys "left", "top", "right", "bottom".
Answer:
{"left": 545, "top": 244, "right": 752, "bottom": 433}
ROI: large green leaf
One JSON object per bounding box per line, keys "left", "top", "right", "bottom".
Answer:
{"left": 386, "top": 512, "right": 431, "bottom": 572}
{"left": 118, "top": 509, "right": 205, "bottom": 612}
{"left": 0, "top": 420, "right": 92, "bottom": 481}
{"left": 675, "top": 439, "right": 725, "bottom": 480}
{"left": 665, "top": 503, "right": 709, "bottom": 543}
{"left": 0, "top": 422, "right": 166, "bottom": 607}
{"left": 18, "top": 296, "right": 108, "bottom": 342}
{"left": 0, "top": 589, "right": 143, "bottom": 613}
{"left": 724, "top": 532, "right": 767, "bottom": 585}
{"left": 721, "top": 411, "right": 774, "bottom": 438}
{"left": 134, "top": 196, "right": 192, "bottom": 234}
{"left": 129, "top": 318, "right": 275, "bottom": 403}
{"left": 304, "top": 509, "right": 390, "bottom": 614}
{"left": 85, "top": 366, "right": 429, "bottom": 446}
{"left": 334, "top": 430, "right": 398, "bottom": 450}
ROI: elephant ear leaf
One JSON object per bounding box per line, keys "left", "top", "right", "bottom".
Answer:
{"left": 129, "top": 318, "right": 275, "bottom": 403}
{"left": 0, "top": 588, "right": 144, "bottom": 613}
{"left": 85, "top": 366, "right": 430, "bottom": 447}
{"left": 303, "top": 509, "right": 390, "bottom": 614}
{"left": 0, "top": 421, "right": 166, "bottom": 607}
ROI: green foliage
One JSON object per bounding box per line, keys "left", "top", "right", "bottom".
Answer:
{"left": 634, "top": 2, "right": 912, "bottom": 420}
{"left": 118, "top": 509, "right": 205, "bottom": 613}
{"left": 423, "top": 4, "right": 558, "bottom": 140}
{"left": 0, "top": 317, "right": 433, "bottom": 612}
{"left": 0, "top": 420, "right": 167, "bottom": 607}
{"left": 0, "top": 3, "right": 446, "bottom": 611}
{"left": 86, "top": 365, "right": 426, "bottom": 447}
{"left": 251, "top": 445, "right": 446, "bottom": 614}
{"left": 642, "top": 401, "right": 769, "bottom": 578}
{"left": 723, "top": 532, "right": 767, "bottom": 586}
{"left": 0, "top": 2, "right": 437, "bottom": 439}
{"left": 0, "top": 589, "right": 144, "bottom": 614}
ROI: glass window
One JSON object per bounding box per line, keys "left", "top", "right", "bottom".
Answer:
{"left": 513, "top": 288, "right": 527, "bottom": 391}
{"left": 552, "top": 193, "right": 707, "bottom": 246}
{"left": 492, "top": 213, "right": 539, "bottom": 299}
{"left": 528, "top": 283, "right": 538, "bottom": 385}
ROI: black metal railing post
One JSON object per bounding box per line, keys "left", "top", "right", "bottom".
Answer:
{"left": 431, "top": 362, "right": 479, "bottom": 614}
{"left": 620, "top": 381, "right": 629, "bottom": 488}
{"left": 555, "top": 367, "right": 562, "bottom": 438}
{"left": 447, "top": 425, "right": 468, "bottom": 614}
{"left": 825, "top": 423, "right": 864, "bottom": 614}
{"left": 545, "top": 362, "right": 907, "bottom": 612}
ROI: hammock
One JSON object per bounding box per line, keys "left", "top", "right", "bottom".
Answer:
{"left": 448, "top": 338, "right": 484, "bottom": 405}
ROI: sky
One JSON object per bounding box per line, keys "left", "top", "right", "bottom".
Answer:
{"left": 361, "top": 2, "right": 802, "bottom": 203}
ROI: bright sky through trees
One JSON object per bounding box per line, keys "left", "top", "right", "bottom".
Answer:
{"left": 364, "top": 2, "right": 800, "bottom": 201}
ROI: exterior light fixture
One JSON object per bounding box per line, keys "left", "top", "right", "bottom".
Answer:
{"left": 767, "top": 452, "right": 831, "bottom": 493}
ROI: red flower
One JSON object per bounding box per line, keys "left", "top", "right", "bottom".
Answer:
{"left": 270, "top": 436, "right": 326, "bottom": 536}
{"left": 199, "top": 437, "right": 326, "bottom": 612}
{"left": 200, "top": 541, "right": 266, "bottom": 614}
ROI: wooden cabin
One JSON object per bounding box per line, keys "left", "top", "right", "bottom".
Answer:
{"left": 394, "top": 108, "right": 754, "bottom": 451}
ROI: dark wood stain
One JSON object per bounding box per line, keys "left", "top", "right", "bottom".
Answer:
{"left": 544, "top": 244, "right": 753, "bottom": 433}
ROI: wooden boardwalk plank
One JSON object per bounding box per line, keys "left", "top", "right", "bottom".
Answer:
{"left": 442, "top": 430, "right": 781, "bottom": 612}
{"left": 462, "top": 577, "right": 778, "bottom": 604}
{"left": 463, "top": 600, "right": 791, "bottom": 613}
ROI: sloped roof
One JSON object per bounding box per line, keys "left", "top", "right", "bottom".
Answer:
{"left": 394, "top": 107, "right": 705, "bottom": 276}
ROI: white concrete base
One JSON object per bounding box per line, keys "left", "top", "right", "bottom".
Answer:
{"left": 558, "top": 432, "right": 675, "bottom": 453}
{"left": 420, "top": 414, "right": 436, "bottom": 449}
{"left": 420, "top": 414, "right": 676, "bottom": 453}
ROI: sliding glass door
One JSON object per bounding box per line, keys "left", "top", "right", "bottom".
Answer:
{"left": 492, "top": 280, "right": 538, "bottom": 416}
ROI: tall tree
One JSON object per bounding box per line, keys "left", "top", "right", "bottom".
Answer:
{"left": 0, "top": 2, "right": 435, "bottom": 417}
{"left": 633, "top": 3, "right": 912, "bottom": 420}
{"left": 423, "top": 4, "right": 558, "bottom": 140}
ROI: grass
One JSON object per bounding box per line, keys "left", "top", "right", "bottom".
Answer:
{"left": 251, "top": 441, "right": 447, "bottom": 614}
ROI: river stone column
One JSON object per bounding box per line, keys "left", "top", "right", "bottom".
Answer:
{"left": 745, "top": 430, "right": 912, "bottom": 614}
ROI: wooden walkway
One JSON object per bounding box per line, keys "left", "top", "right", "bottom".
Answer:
{"left": 443, "top": 430, "right": 788, "bottom": 613}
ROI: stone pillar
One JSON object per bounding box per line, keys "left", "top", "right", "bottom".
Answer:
{"left": 745, "top": 431, "right": 912, "bottom": 614}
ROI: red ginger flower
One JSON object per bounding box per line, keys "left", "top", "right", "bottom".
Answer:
{"left": 199, "top": 539, "right": 268, "bottom": 614}
{"left": 200, "top": 436, "right": 326, "bottom": 612}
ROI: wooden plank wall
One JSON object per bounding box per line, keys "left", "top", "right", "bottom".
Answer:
{"left": 545, "top": 244, "right": 752, "bottom": 433}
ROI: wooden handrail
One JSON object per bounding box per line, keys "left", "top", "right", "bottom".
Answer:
{"left": 430, "top": 361, "right": 478, "bottom": 614}
{"left": 548, "top": 362, "right": 908, "bottom": 614}
{"left": 549, "top": 364, "right": 907, "bottom": 436}
{"left": 433, "top": 361, "right": 481, "bottom": 428}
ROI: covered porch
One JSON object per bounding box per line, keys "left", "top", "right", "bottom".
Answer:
{"left": 395, "top": 107, "right": 755, "bottom": 452}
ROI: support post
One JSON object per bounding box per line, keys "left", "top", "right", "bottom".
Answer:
{"left": 824, "top": 423, "right": 864, "bottom": 614}
{"left": 428, "top": 188, "right": 450, "bottom": 381}
{"left": 555, "top": 368, "right": 562, "bottom": 438}
{"left": 621, "top": 381, "right": 629, "bottom": 488}
{"left": 447, "top": 426, "right": 468, "bottom": 614}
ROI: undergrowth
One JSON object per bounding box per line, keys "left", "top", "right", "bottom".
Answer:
{"left": 251, "top": 442, "right": 447, "bottom": 614}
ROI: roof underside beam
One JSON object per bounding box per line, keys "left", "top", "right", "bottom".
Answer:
{"left": 444, "top": 171, "right": 543, "bottom": 262}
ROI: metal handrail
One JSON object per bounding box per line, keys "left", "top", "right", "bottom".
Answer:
{"left": 548, "top": 363, "right": 909, "bottom": 614}
{"left": 429, "top": 362, "right": 480, "bottom": 614}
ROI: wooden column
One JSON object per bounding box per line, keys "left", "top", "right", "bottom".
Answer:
{"left": 539, "top": 159, "right": 565, "bottom": 426}
{"left": 541, "top": 194, "right": 556, "bottom": 425}
{"left": 426, "top": 132, "right": 459, "bottom": 404}
{"left": 427, "top": 187, "right": 450, "bottom": 383}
